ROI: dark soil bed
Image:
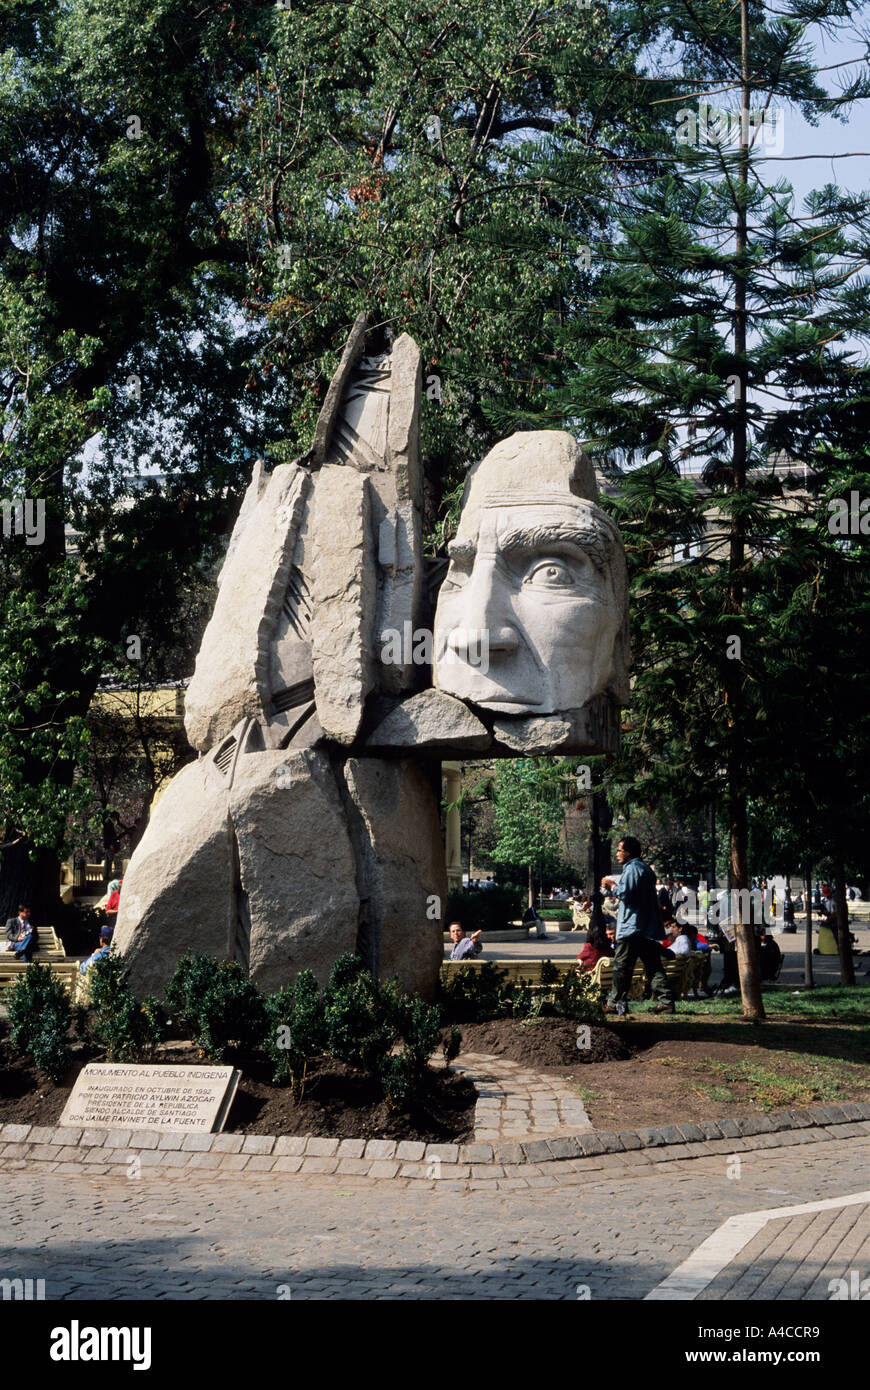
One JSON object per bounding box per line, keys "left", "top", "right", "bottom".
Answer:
{"left": 0, "top": 1034, "right": 476, "bottom": 1143}
{"left": 488, "top": 1019, "right": 870, "bottom": 1130}
{"left": 455, "top": 1018, "right": 633, "bottom": 1069}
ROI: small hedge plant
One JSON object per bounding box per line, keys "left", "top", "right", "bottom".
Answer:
{"left": 439, "top": 959, "right": 605, "bottom": 1027}
{"left": 444, "top": 885, "right": 523, "bottom": 933}
{"left": 78, "top": 953, "right": 165, "bottom": 1062}
{"left": 165, "top": 954, "right": 268, "bottom": 1061}
{"left": 263, "top": 969, "right": 325, "bottom": 1099}
{"left": 7, "top": 963, "right": 73, "bottom": 1082}
{"left": 265, "top": 954, "right": 455, "bottom": 1108}
{"left": 167, "top": 951, "right": 456, "bottom": 1109}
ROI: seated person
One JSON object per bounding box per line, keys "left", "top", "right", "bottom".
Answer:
{"left": 79, "top": 926, "right": 113, "bottom": 976}
{"left": 10, "top": 919, "right": 36, "bottom": 963}
{"left": 758, "top": 931, "right": 782, "bottom": 982}
{"left": 2, "top": 904, "right": 32, "bottom": 953}
{"left": 661, "top": 919, "right": 692, "bottom": 955}
{"left": 103, "top": 878, "right": 122, "bottom": 928}
{"left": 683, "top": 923, "right": 714, "bottom": 994}
{"left": 577, "top": 922, "right": 613, "bottom": 973}
{"left": 448, "top": 921, "right": 483, "bottom": 961}
{"left": 571, "top": 896, "right": 592, "bottom": 932}
{"left": 522, "top": 904, "right": 547, "bottom": 938}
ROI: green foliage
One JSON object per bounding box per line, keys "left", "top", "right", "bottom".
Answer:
{"left": 539, "top": 958, "right": 561, "bottom": 987}
{"left": 322, "top": 954, "right": 395, "bottom": 1076}
{"left": 438, "top": 961, "right": 513, "bottom": 1023}
{"left": 445, "top": 885, "right": 523, "bottom": 933}
{"left": 443, "top": 1024, "right": 462, "bottom": 1069}
{"left": 82, "top": 952, "right": 164, "bottom": 1062}
{"left": 320, "top": 954, "right": 449, "bottom": 1107}
{"left": 440, "top": 958, "right": 605, "bottom": 1026}
{"left": 554, "top": 969, "right": 607, "bottom": 1027}
{"left": 263, "top": 970, "right": 326, "bottom": 1097}
{"left": 165, "top": 954, "right": 268, "bottom": 1062}
{"left": 6, "top": 963, "right": 72, "bottom": 1081}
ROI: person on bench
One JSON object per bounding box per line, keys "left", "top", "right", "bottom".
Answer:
{"left": 577, "top": 922, "right": 613, "bottom": 973}
{"left": 7, "top": 907, "right": 36, "bottom": 964}
{"left": 448, "top": 922, "right": 482, "bottom": 961}
{"left": 2, "top": 904, "right": 32, "bottom": 953}
{"left": 79, "top": 925, "right": 113, "bottom": 976}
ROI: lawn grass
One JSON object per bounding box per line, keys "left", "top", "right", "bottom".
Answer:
{"left": 629, "top": 984, "right": 870, "bottom": 1023}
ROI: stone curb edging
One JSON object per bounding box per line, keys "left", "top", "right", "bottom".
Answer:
{"left": 3, "top": 1102, "right": 870, "bottom": 1180}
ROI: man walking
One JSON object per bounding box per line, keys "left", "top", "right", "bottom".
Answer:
{"left": 601, "top": 836, "right": 675, "bottom": 1017}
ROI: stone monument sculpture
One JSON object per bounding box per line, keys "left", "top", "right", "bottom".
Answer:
{"left": 113, "top": 315, "right": 629, "bottom": 1001}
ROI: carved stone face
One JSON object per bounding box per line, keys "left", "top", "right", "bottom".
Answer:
{"left": 433, "top": 432, "right": 628, "bottom": 717}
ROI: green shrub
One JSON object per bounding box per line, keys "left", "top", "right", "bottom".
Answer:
{"left": 440, "top": 958, "right": 604, "bottom": 1026}
{"left": 539, "top": 958, "right": 561, "bottom": 986}
{"left": 165, "top": 953, "right": 268, "bottom": 1061}
{"left": 83, "top": 953, "right": 165, "bottom": 1062}
{"left": 443, "top": 1024, "right": 462, "bottom": 1068}
{"left": 164, "top": 953, "right": 222, "bottom": 1032}
{"left": 538, "top": 908, "right": 572, "bottom": 921}
{"left": 263, "top": 970, "right": 325, "bottom": 1096}
{"left": 444, "top": 885, "right": 523, "bottom": 933}
{"left": 320, "top": 956, "right": 451, "bottom": 1107}
{"left": 438, "top": 961, "right": 514, "bottom": 1022}
{"left": 554, "top": 968, "right": 606, "bottom": 1025}
{"left": 381, "top": 982, "right": 448, "bottom": 1106}
{"left": 322, "top": 954, "right": 395, "bottom": 1076}
{"left": 6, "top": 964, "right": 72, "bottom": 1081}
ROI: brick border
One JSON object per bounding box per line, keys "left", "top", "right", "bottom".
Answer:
{"left": 3, "top": 1103, "right": 870, "bottom": 1180}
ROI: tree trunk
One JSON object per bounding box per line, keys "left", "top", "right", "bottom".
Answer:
{"left": 731, "top": 795, "right": 765, "bottom": 1019}
{"left": 726, "top": 0, "right": 764, "bottom": 1023}
{"left": 528, "top": 862, "right": 534, "bottom": 910}
{"left": 833, "top": 860, "right": 855, "bottom": 986}
{"left": 0, "top": 836, "right": 62, "bottom": 926}
{"left": 804, "top": 867, "right": 814, "bottom": 988}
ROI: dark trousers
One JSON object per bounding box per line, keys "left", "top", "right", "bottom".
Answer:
{"left": 608, "top": 934, "right": 673, "bottom": 1005}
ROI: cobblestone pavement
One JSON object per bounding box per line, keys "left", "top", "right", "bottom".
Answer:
{"left": 2, "top": 1137, "right": 867, "bottom": 1300}
{"left": 454, "top": 1052, "right": 592, "bottom": 1140}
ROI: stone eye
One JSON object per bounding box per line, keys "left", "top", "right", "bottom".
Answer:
{"left": 525, "top": 558, "right": 574, "bottom": 586}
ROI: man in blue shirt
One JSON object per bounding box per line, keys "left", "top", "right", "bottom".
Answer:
{"left": 448, "top": 922, "right": 483, "bottom": 961}
{"left": 601, "top": 836, "right": 675, "bottom": 1017}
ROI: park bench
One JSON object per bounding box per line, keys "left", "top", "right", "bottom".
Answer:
{"left": 590, "top": 952, "right": 708, "bottom": 1001}
{"left": 440, "top": 953, "right": 708, "bottom": 1000}
{"left": 0, "top": 926, "right": 80, "bottom": 999}
{"left": 440, "top": 959, "right": 579, "bottom": 988}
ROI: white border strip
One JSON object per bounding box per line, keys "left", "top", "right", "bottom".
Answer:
{"left": 645, "top": 1190, "right": 870, "bottom": 1300}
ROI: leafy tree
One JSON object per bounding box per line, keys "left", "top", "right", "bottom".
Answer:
{"left": 0, "top": 0, "right": 664, "bottom": 918}
{"left": 490, "top": 759, "right": 566, "bottom": 905}
{"left": 546, "top": 0, "right": 870, "bottom": 1018}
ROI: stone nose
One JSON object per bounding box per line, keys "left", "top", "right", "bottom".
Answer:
{"left": 448, "top": 555, "right": 519, "bottom": 657}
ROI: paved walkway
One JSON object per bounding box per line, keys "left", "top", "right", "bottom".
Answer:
{"left": 2, "top": 1137, "right": 867, "bottom": 1299}
{"left": 454, "top": 1052, "right": 592, "bottom": 1141}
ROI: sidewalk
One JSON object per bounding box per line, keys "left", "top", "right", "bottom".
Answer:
{"left": 647, "top": 1191, "right": 870, "bottom": 1300}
